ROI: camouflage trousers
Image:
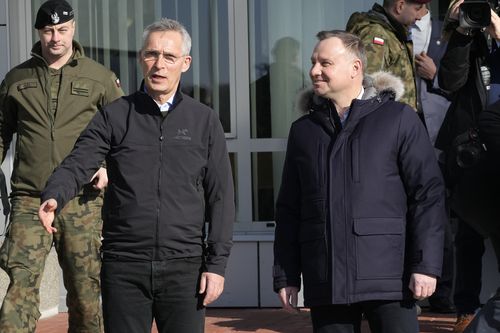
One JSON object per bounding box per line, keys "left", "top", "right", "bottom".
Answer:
{"left": 0, "top": 195, "right": 103, "bottom": 333}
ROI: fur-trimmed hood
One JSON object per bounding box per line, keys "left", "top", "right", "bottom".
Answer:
{"left": 298, "top": 71, "right": 405, "bottom": 114}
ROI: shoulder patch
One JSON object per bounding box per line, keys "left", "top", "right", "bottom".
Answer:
{"left": 373, "top": 37, "right": 385, "bottom": 46}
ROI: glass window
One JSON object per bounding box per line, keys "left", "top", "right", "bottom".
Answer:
{"left": 247, "top": 0, "right": 374, "bottom": 225}
{"left": 251, "top": 152, "right": 285, "bottom": 222}
{"left": 248, "top": 0, "right": 375, "bottom": 139}
{"left": 32, "top": 0, "right": 233, "bottom": 135}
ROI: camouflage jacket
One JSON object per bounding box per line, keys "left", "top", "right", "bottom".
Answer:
{"left": 346, "top": 3, "right": 417, "bottom": 110}
{"left": 0, "top": 41, "right": 124, "bottom": 196}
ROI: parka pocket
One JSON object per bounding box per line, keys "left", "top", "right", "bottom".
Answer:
{"left": 353, "top": 217, "right": 405, "bottom": 280}
{"left": 299, "top": 223, "right": 328, "bottom": 283}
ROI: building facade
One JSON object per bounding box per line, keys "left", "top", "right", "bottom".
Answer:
{"left": 0, "top": 0, "right": 498, "bottom": 313}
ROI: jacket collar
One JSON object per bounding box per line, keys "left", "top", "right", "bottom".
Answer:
{"left": 31, "top": 40, "right": 84, "bottom": 67}
{"left": 138, "top": 81, "right": 185, "bottom": 113}
{"left": 298, "top": 71, "right": 405, "bottom": 136}
{"left": 299, "top": 71, "right": 404, "bottom": 114}
{"left": 369, "top": 3, "right": 411, "bottom": 43}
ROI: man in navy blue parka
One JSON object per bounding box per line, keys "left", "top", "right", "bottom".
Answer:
{"left": 273, "top": 30, "right": 446, "bottom": 333}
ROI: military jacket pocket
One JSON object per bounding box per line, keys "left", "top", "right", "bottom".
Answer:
{"left": 71, "top": 81, "right": 90, "bottom": 97}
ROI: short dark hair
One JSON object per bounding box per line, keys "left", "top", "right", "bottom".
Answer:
{"left": 316, "top": 30, "right": 367, "bottom": 73}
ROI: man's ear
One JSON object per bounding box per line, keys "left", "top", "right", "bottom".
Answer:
{"left": 394, "top": 0, "right": 406, "bottom": 15}
{"left": 351, "top": 58, "right": 363, "bottom": 78}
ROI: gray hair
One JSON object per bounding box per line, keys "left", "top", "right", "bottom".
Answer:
{"left": 316, "top": 30, "right": 367, "bottom": 74}
{"left": 141, "top": 18, "right": 192, "bottom": 55}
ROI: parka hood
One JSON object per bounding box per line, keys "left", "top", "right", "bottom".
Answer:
{"left": 297, "top": 71, "right": 405, "bottom": 115}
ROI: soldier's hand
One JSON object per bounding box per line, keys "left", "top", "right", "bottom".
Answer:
{"left": 91, "top": 167, "right": 108, "bottom": 190}
{"left": 38, "top": 199, "right": 58, "bottom": 234}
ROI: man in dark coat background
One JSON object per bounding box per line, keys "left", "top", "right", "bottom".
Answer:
{"left": 411, "top": 5, "right": 455, "bottom": 314}
{"left": 273, "top": 30, "right": 446, "bottom": 333}
{"left": 463, "top": 101, "right": 500, "bottom": 332}
{"left": 437, "top": 1, "right": 500, "bottom": 330}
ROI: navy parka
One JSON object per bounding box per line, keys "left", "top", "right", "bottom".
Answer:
{"left": 273, "top": 87, "right": 446, "bottom": 307}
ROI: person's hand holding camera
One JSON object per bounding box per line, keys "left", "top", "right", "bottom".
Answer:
{"left": 487, "top": 9, "right": 500, "bottom": 40}
{"left": 450, "top": 0, "right": 464, "bottom": 21}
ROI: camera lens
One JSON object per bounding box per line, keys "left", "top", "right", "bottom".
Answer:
{"left": 460, "top": 1, "right": 492, "bottom": 28}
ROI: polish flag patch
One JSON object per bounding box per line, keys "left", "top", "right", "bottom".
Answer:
{"left": 373, "top": 37, "right": 385, "bottom": 45}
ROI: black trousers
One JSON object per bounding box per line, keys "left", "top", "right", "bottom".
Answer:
{"left": 310, "top": 300, "right": 418, "bottom": 333}
{"left": 429, "top": 218, "right": 455, "bottom": 302}
{"left": 100, "top": 255, "right": 205, "bottom": 333}
{"left": 454, "top": 219, "right": 485, "bottom": 315}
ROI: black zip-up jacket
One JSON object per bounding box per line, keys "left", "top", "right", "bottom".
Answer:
{"left": 42, "top": 87, "right": 235, "bottom": 276}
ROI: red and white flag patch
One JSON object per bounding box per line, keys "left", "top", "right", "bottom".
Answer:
{"left": 373, "top": 37, "right": 384, "bottom": 45}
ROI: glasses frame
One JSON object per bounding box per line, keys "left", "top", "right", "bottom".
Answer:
{"left": 141, "top": 49, "right": 185, "bottom": 65}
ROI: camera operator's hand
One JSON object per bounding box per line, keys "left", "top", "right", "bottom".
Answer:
{"left": 415, "top": 52, "right": 437, "bottom": 81}
{"left": 449, "top": 0, "right": 464, "bottom": 22}
{"left": 487, "top": 9, "right": 500, "bottom": 41}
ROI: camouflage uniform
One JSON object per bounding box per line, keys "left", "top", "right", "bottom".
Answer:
{"left": 0, "top": 41, "right": 123, "bottom": 332}
{"left": 346, "top": 3, "right": 418, "bottom": 110}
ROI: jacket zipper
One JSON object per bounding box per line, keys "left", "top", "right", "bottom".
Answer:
{"left": 342, "top": 139, "right": 350, "bottom": 305}
{"left": 156, "top": 115, "right": 167, "bottom": 258}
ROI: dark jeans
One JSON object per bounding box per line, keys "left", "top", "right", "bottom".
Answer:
{"left": 454, "top": 219, "right": 485, "bottom": 315}
{"left": 310, "top": 300, "right": 418, "bottom": 333}
{"left": 100, "top": 255, "right": 205, "bottom": 333}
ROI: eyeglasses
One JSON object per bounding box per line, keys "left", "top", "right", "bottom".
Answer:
{"left": 142, "top": 50, "right": 184, "bottom": 65}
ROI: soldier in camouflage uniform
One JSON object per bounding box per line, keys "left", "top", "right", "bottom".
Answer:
{"left": 0, "top": 0, "right": 123, "bottom": 332}
{"left": 346, "top": 0, "right": 431, "bottom": 110}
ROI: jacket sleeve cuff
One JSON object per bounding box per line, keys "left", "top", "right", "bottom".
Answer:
{"left": 205, "top": 262, "right": 227, "bottom": 277}
{"left": 410, "top": 265, "right": 442, "bottom": 279}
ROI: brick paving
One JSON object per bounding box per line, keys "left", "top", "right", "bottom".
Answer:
{"left": 35, "top": 308, "right": 456, "bottom": 333}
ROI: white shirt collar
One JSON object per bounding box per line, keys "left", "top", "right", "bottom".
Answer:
{"left": 414, "top": 11, "right": 431, "bottom": 32}
{"left": 143, "top": 86, "right": 175, "bottom": 112}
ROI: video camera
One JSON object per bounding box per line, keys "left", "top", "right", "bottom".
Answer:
{"left": 459, "top": 0, "right": 500, "bottom": 29}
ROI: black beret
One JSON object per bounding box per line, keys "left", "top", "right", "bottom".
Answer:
{"left": 34, "top": 0, "right": 74, "bottom": 29}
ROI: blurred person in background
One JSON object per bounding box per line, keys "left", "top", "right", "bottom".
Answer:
{"left": 437, "top": 0, "right": 500, "bottom": 331}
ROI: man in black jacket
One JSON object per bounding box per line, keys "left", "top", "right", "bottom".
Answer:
{"left": 437, "top": 1, "right": 500, "bottom": 331}
{"left": 38, "top": 18, "right": 235, "bottom": 333}
{"left": 463, "top": 102, "right": 500, "bottom": 332}
{"left": 273, "top": 30, "right": 446, "bottom": 333}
